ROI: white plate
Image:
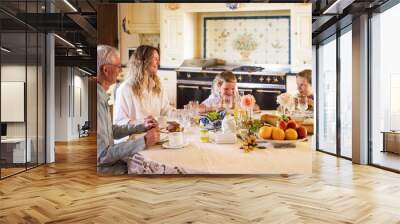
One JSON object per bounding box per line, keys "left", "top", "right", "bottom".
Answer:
{"left": 162, "top": 141, "right": 189, "bottom": 149}
{"left": 158, "top": 133, "right": 168, "bottom": 143}
{"left": 256, "top": 138, "right": 307, "bottom": 144}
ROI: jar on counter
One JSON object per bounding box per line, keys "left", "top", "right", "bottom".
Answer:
{"left": 199, "top": 128, "right": 209, "bottom": 143}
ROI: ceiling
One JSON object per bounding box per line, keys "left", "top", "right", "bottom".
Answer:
{"left": 0, "top": 0, "right": 98, "bottom": 74}
{"left": 1, "top": 0, "right": 396, "bottom": 74}
{"left": 311, "top": 0, "right": 391, "bottom": 43}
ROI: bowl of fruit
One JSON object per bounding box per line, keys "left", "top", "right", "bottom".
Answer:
{"left": 257, "top": 115, "right": 308, "bottom": 147}
{"left": 199, "top": 111, "right": 226, "bottom": 130}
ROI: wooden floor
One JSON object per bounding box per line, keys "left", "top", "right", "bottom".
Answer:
{"left": 1, "top": 135, "right": 400, "bottom": 223}
{"left": 373, "top": 150, "right": 400, "bottom": 171}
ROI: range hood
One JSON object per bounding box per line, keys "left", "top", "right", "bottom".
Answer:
{"left": 178, "top": 58, "right": 218, "bottom": 71}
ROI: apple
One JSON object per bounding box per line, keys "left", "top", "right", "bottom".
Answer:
{"left": 287, "top": 120, "right": 298, "bottom": 129}
{"left": 296, "top": 126, "right": 308, "bottom": 139}
{"left": 277, "top": 120, "right": 287, "bottom": 130}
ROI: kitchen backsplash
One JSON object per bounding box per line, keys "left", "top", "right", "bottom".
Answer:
{"left": 204, "top": 16, "right": 290, "bottom": 65}
{"left": 139, "top": 34, "right": 160, "bottom": 48}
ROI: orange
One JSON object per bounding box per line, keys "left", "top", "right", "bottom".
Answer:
{"left": 272, "top": 127, "right": 285, "bottom": 140}
{"left": 285, "top": 128, "right": 298, "bottom": 140}
{"left": 258, "top": 126, "right": 272, "bottom": 139}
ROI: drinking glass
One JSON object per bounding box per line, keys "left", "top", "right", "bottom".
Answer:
{"left": 297, "top": 96, "right": 308, "bottom": 116}
{"left": 287, "top": 101, "right": 296, "bottom": 116}
{"left": 222, "top": 95, "right": 234, "bottom": 112}
{"left": 180, "top": 107, "right": 191, "bottom": 128}
{"left": 188, "top": 100, "right": 200, "bottom": 125}
{"left": 167, "top": 108, "right": 178, "bottom": 122}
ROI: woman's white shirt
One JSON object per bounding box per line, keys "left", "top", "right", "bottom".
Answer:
{"left": 114, "top": 79, "right": 171, "bottom": 125}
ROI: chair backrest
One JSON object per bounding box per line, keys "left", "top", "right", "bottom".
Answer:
{"left": 82, "top": 121, "right": 90, "bottom": 129}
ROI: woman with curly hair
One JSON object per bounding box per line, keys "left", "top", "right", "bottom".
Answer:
{"left": 114, "top": 45, "right": 172, "bottom": 125}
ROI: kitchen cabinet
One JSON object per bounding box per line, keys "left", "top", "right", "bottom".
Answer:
{"left": 124, "top": 4, "right": 160, "bottom": 34}
{"left": 158, "top": 69, "right": 177, "bottom": 107}
{"left": 291, "top": 10, "right": 312, "bottom": 69}
{"left": 160, "top": 14, "right": 184, "bottom": 67}
{"left": 98, "top": 4, "right": 118, "bottom": 47}
{"left": 160, "top": 9, "right": 198, "bottom": 68}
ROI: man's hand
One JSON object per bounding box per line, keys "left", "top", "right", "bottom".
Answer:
{"left": 144, "top": 115, "right": 158, "bottom": 130}
{"left": 307, "top": 98, "right": 314, "bottom": 108}
{"left": 144, "top": 128, "right": 160, "bottom": 148}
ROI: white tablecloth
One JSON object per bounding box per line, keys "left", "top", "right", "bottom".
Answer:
{"left": 127, "top": 127, "right": 312, "bottom": 175}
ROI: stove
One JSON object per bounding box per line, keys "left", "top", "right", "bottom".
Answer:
{"left": 232, "top": 66, "right": 264, "bottom": 73}
{"left": 178, "top": 58, "right": 218, "bottom": 71}
{"left": 176, "top": 60, "right": 288, "bottom": 109}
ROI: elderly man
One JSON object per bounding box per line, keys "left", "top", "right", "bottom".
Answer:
{"left": 97, "top": 45, "right": 159, "bottom": 174}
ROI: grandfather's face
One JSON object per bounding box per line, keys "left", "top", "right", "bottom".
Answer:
{"left": 102, "top": 54, "right": 122, "bottom": 85}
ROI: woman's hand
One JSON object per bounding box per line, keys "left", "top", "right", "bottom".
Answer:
{"left": 144, "top": 115, "right": 158, "bottom": 130}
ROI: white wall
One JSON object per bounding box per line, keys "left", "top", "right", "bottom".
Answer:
{"left": 54, "top": 67, "right": 89, "bottom": 141}
{"left": 1, "top": 65, "right": 39, "bottom": 137}
{"left": 1, "top": 64, "right": 46, "bottom": 164}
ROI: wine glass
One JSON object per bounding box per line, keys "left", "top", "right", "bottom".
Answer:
{"left": 222, "top": 95, "right": 234, "bottom": 112}
{"left": 167, "top": 108, "right": 178, "bottom": 123}
{"left": 297, "top": 96, "right": 308, "bottom": 116}
{"left": 287, "top": 99, "right": 296, "bottom": 116}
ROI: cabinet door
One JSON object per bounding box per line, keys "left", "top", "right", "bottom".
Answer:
{"left": 129, "top": 4, "right": 160, "bottom": 33}
{"left": 161, "top": 15, "right": 183, "bottom": 67}
{"left": 293, "top": 12, "right": 312, "bottom": 67}
{"left": 158, "top": 70, "right": 177, "bottom": 107}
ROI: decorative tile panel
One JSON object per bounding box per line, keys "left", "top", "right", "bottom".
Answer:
{"left": 204, "top": 16, "right": 290, "bottom": 64}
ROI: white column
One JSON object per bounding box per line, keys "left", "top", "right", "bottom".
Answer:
{"left": 352, "top": 14, "right": 369, "bottom": 164}
{"left": 46, "top": 32, "right": 55, "bottom": 163}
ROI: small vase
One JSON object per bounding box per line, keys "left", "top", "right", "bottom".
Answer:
{"left": 246, "top": 107, "right": 253, "bottom": 119}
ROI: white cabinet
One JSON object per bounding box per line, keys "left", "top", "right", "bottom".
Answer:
{"left": 291, "top": 10, "right": 312, "bottom": 70}
{"left": 160, "top": 14, "right": 184, "bottom": 67}
{"left": 123, "top": 4, "right": 160, "bottom": 34}
{"left": 158, "top": 69, "right": 177, "bottom": 107}
{"left": 160, "top": 9, "right": 198, "bottom": 68}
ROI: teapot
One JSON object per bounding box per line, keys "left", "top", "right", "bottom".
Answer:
{"left": 222, "top": 115, "right": 236, "bottom": 133}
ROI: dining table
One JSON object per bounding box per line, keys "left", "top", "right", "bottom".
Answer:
{"left": 127, "top": 125, "right": 313, "bottom": 175}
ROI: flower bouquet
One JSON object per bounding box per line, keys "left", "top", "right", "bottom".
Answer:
{"left": 276, "top": 93, "right": 294, "bottom": 115}
{"left": 240, "top": 94, "right": 256, "bottom": 120}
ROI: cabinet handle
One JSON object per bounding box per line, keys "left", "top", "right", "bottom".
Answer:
{"left": 163, "top": 77, "right": 168, "bottom": 81}
{"left": 238, "top": 89, "right": 252, "bottom": 92}
{"left": 201, "top": 87, "right": 212, "bottom": 90}
{"left": 178, "top": 85, "right": 199, "bottom": 89}
{"left": 256, "top": 90, "right": 281, "bottom": 94}
{"left": 172, "top": 58, "right": 176, "bottom": 61}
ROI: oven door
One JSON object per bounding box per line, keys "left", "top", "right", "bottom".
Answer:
{"left": 253, "top": 89, "right": 282, "bottom": 110}
{"left": 177, "top": 84, "right": 202, "bottom": 109}
{"left": 200, "top": 86, "right": 212, "bottom": 103}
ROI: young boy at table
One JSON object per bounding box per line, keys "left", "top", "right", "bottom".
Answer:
{"left": 199, "top": 71, "right": 260, "bottom": 113}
